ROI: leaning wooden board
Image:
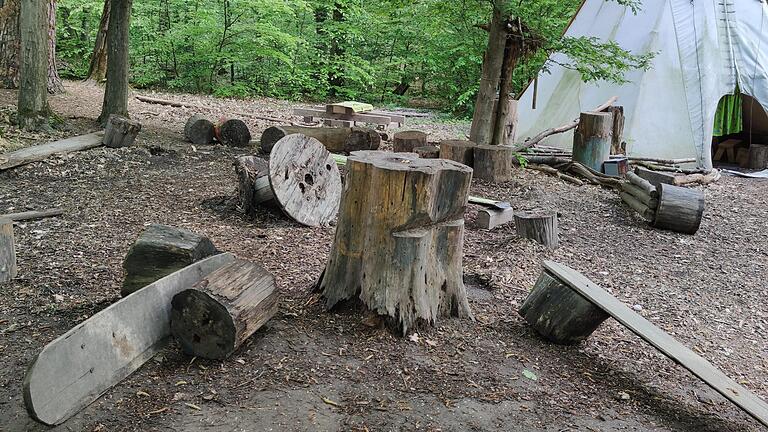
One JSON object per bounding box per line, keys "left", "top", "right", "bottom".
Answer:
{"left": 0, "top": 132, "right": 104, "bottom": 171}
{"left": 543, "top": 261, "right": 768, "bottom": 428}
{"left": 23, "top": 253, "right": 236, "bottom": 426}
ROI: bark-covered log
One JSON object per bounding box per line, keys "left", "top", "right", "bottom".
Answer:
{"left": 103, "top": 114, "right": 141, "bottom": 148}
{"left": 519, "top": 270, "right": 609, "bottom": 344}
{"left": 573, "top": 112, "right": 612, "bottom": 173}
{"left": 184, "top": 114, "right": 215, "bottom": 145}
{"left": 234, "top": 156, "right": 272, "bottom": 217}
{"left": 170, "top": 259, "right": 279, "bottom": 359}
{"left": 318, "top": 151, "right": 473, "bottom": 334}
{"left": 474, "top": 144, "right": 513, "bottom": 182}
{"left": 749, "top": 144, "right": 768, "bottom": 169}
{"left": 634, "top": 166, "right": 677, "bottom": 187}
{"left": 122, "top": 224, "right": 219, "bottom": 296}
{"left": 260, "top": 125, "right": 380, "bottom": 154}
{"left": 439, "top": 140, "right": 476, "bottom": 166}
{"left": 514, "top": 210, "right": 558, "bottom": 248}
{"left": 653, "top": 183, "right": 705, "bottom": 234}
{"left": 620, "top": 182, "right": 658, "bottom": 209}
{"left": 215, "top": 118, "right": 251, "bottom": 147}
{"left": 626, "top": 171, "right": 658, "bottom": 198}
{"left": 620, "top": 192, "right": 655, "bottom": 221}
{"left": 414, "top": 145, "right": 439, "bottom": 159}
{"left": 604, "top": 105, "right": 625, "bottom": 155}
{"left": 0, "top": 218, "right": 16, "bottom": 284}
{"left": 392, "top": 130, "right": 427, "bottom": 152}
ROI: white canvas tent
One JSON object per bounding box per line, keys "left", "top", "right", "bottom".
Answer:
{"left": 516, "top": 0, "right": 768, "bottom": 169}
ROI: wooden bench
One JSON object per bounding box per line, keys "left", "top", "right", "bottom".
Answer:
{"left": 294, "top": 107, "right": 405, "bottom": 129}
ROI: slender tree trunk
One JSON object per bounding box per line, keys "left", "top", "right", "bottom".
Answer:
{"left": 0, "top": 0, "right": 21, "bottom": 89}
{"left": 469, "top": 5, "right": 506, "bottom": 146}
{"left": 327, "top": 2, "right": 345, "bottom": 98}
{"left": 46, "top": 0, "right": 63, "bottom": 94}
{"left": 490, "top": 22, "right": 520, "bottom": 146}
{"left": 18, "top": 0, "right": 49, "bottom": 130}
{"left": 86, "top": 0, "right": 110, "bottom": 82}
{"left": 98, "top": 0, "right": 132, "bottom": 125}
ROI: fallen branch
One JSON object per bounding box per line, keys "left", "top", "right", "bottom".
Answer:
{"left": 673, "top": 170, "right": 721, "bottom": 186}
{"left": 627, "top": 156, "right": 696, "bottom": 165}
{"left": 527, "top": 164, "right": 584, "bottom": 186}
{"left": 1, "top": 132, "right": 104, "bottom": 171}
{"left": 633, "top": 160, "right": 709, "bottom": 175}
{"left": 135, "top": 95, "right": 300, "bottom": 126}
{"left": 1, "top": 208, "right": 64, "bottom": 222}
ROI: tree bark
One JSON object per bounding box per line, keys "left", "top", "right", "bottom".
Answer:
{"left": 514, "top": 210, "right": 559, "bottom": 249}
{"left": 469, "top": 6, "right": 506, "bottom": 146}
{"left": 414, "top": 145, "right": 439, "bottom": 159}
{"left": 0, "top": 218, "right": 17, "bottom": 284}
{"left": 86, "top": 0, "right": 110, "bottom": 82}
{"left": 260, "top": 125, "right": 380, "bottom": 155}
{"left": 439, "top": 140, "right": 477, "bottom": 166}
{"left": 234, "top": 156, "right": 271, "bottom": 217}
{"left": 490, "top": 25, "right": 521, "bottom": 146}
{"left": 17, "top": 0, "right": 49, "bottom": 130}
{"left": 653, "top": 184, "right": 705, "bottom": 235}
{"left": 103, "top": 114, "right": 141, "bottom": 148}
{"left": 473, "top": 143, "right": 513, "bottom": 182}
{"left": 0, "top": 0, "right": 21, "bottom": 89}
{"left": 572, "top": 112, "right": 613, "bottom": 173}
{"left": 45, "top": 0, "right": 62, "bottom": 94}
{"left": 98, "top": 0, "right": 132, "bottom": 125}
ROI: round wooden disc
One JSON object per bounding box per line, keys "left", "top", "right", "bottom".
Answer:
{"left": 269, "top": 134, "right": 342, "bottom": 226}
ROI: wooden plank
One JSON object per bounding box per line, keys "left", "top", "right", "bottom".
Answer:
{"left": 23, "top": 253, "right": 236, "bottom": 426}
{"left": 634, "top": 166, "right": 677, "bottom": 187}
{"left": 326, "top": 101, "right": 374, "bottom": 114}
{"left": 477, "top": 207, "right": 515, "bottom": 230}
{"left": 1, "top": 208, "right": 63, "bottom": 222}
{"left": 543, "top": 260, "right": 768, "bottom": 429}
{"left": 0, "top": 132, "right": 104, "bottom": 171}
{"left": 294, "top": 108, "right": 394, "bottom": 125}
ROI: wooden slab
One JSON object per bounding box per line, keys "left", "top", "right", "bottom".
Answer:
{"left": 23, "top": 253, "right": 235, "bottom": 426}
{"left": 477, "top": 207, "right": 515, "bottom": 230}
{"left": 634, "top": 166, "right": 676, "bottom": 187}
{"left": 543, "top": 260, "right": 768, "bottom": 428}
{"left": 0, "top": 132, "right": 104, "bottom": 171}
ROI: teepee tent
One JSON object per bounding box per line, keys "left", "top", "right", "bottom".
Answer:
{"left": 516, "top": 0, "right": 768, "bottom": 170}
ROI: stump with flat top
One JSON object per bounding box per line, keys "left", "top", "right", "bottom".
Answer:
{"left": 103, "top": 115, "right": 141, "bottom": 148}
{"left": 439, "top": 140, "right": 477, "bottom": 166}
{"left": 215, "top": 118, "right": 251, "bottom": 147}
{"left": 392, "top": 130, "right": 427, "bottom": 153}
{"left": 260, "top": 126, "right": 380, "bottom": 154}
{"left": 318, "top": 151, "right": 474, "bottom": 334}
{"left": 473, "top": 144, "right": 514, "bottom": 182}
{"left": 184, "top": 114, "right": 215, "bottom": 145}
{"left": 0, "top": 218, "right": 16, "bottom": 284}
{"left": 653, "top": 183, "right": 704, "bottom": 234}
{"left": 573, "top": 112, "right": 612, "bottom": 172}
{"left": 171, "top": 258, "right": 279, "bottom": 359}
{"left": 514, "top": 210, "right": 558, "bottom": 249}
{"left": 414, "top": 145, "right": 439, "bottom": 159}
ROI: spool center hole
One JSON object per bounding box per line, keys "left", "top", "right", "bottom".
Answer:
{"left": 304, "top": 173, "right": 314, "bottom": 185}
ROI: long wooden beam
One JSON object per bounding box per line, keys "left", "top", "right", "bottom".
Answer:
{"left": 0, "top": 132, "right": 104, "bottom": 171}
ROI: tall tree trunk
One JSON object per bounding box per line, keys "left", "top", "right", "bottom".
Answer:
{"left": 18, "top": 0, "right": 49, "bottom": 130}
{"left": 469, "top": 5, "right": 507, "bottom": 146}
{"left": 86, "top": 0, "right": 110, "bottom": 82}
{"left": 490, "top": 21, "right": 521, "bottom": 146}
{"left": 0, "top": 0, "right": 21, "bottom": 89}
{"left": 99, "top": 0, "right": 132, "bottom": 125}
{"left": 327, "top": 2, "right": 345, "bottom": 98}
{"left": 46, "top": 0, "right": 63, "bottom": 94}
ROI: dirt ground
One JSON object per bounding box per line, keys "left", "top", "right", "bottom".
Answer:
{"left": 1, "top": 81, "right": 767, "bottom": 432}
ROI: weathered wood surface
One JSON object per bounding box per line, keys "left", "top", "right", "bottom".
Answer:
{"left": 215, "top": 118, "right": 251, "bottom": 147}
{"left": 634, "top": 166, "right": 676, "bottom": 187}
{"left": 519, "top": 270, "right": 609, "bottom": 344}
{"left": 1, "top": 208, "right": 63, "bottom": 222}
{"left": 326, "top": 101, "right": 374, "bottom": 114}
{"left": 184, "top": 114, "right": 215, "bottom": 145}
{"left": 268, "top": 134, "right": 342, "bottom": 226}
{"left": 234, "top": 156, "right": 271, "bottom": 217}
{"left": 573, "top": 112, "right": 612, "bottom": 173}
{"left": 393, "top": 130, "right": 428, "bottom": 153}
{"left": 439, "top": 140, "right": 477, "bottom": 167}
{"left": 414, "top": 145, "right": 439, "bottom": 159}
{"left": 514, "top": 211, "right": 558, "bottom": 249}
{"left": 604, "top": 105, "right": 625, "bottom": 155}
{"left": 620, "top": 182, "right": 658, "bottom": 209}
{"left": 477, "top": 207, "right": 514, "bottom": 230}
{"left": 626, "top": 171, "right": 658, "bottom": 198}
{"left": 103, "top": 115, "right": 141, "bottom": 148}
{"left": 259, "top": 126, "right": 380, "bottom": 155}
{"left": 653, "top": 184, "right": 705, "bottom": 234}
{"left": 171, "top": 259, "right": 278, "bottom": 359}
{"left": 620, "top": 192, "right": 655, "bottom": 221}
{"left": 23, "top": 253, "right": 236, "bottom": 426}
{"left": 473, "top": 144, "right": 513, "bottom": 182}
{"left": 0, "top": 132, "right": 103, "bottom": 171}
{"left": 294, "top": 108, "right": 400, "bottom": 126}
{"left": 0, "top": 218, "right": 16, "bottom": 284}
{"left": 543, "top": 260, "right": 768, "bottom": 429}
{"left": 749, "top": 144, "right": 768, "bottom": 169}
{"left": 318, "top": 151, "right": 474, "bottom": 334}
{"left": 122, "top": 224, "right": 220, "bottom": 296}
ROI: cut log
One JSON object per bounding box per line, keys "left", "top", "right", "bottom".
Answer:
{"left": 414, "top": 145, "right": 439, "bottom": 159}
{"left": 0, "top": 218, "right": 16, "bottom": 284}
{"left": 103, "top": 115, "right": 142, "bottom": 148}
{"left": 392, "top": 130, "right": 428, "bottom": 153}
{"left": 122, "top": 224, "right": 220, "bottom": 297}
{"left": 477, "top": 207, "right": 515, "bottom": 230}
{"left": 184, "top": 114, "right": 215, "bottom": 145}
{"left": 573, "top": 112, "right": 612, "bottom": 173}
{"left": 519, "top": 269, "right": 609, "bottom": 344}
{"left": 620, "top": 182, "right": 658, "bottom": 209}
{"left": 439, "top": 140, "right": 477, "bottom": 166}
{"left": 603, "top": 105, "right": 625, "bottom": 155}
{"left": 171, "top": 259, "right": 278, "bottom": 359}
{"left": 318, "top": 151, "right": 474, "bottom": 334}
{"left": 514, "top": 210, "right": 558, "bottom": 249}
{"left": 626, "top": 171, "right": 658, "bottom": 198}
{"left": 653, "top": 183, "right": 705, "bottom": 234}
{"left": 473, "top": 144, "right": 514, "bottom": 182}
{"left": 0, "top": 132, "right": 103, "bottom": 171}
{"left": 259, "top": 126, "right": 380, "bottom": 155}
{"left": 215, "top": 118, "right": 251, "bottom": 147}
{"left": 620, "top": 192, "right": 655, "bottom": 221}
{"left": 1, "top": 208, "right": 63, "bottom": 222}
{"left": 234, "top": 156, "right": 271, "bottom": 217}
{"left": 749, "top": 144, "right": 768, "bottom": 169}
{"left": 634, "top": 166, "right": 677, "bottom": 186}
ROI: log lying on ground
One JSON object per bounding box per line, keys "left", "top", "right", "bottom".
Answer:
{"left": 259, "top": 125, "right": 380, "bottom": 155}
{"left": 634, "top": 166, "right": 677, "bottom": 187}
{"left": 103, "top": 115, "right": 141, "bottom": 148}
{"left": 514, "top": 210, "right": 559, "bottom": 249}
{"left": 135, "top": 95, "right": 297, "bottom": 125}
{"left": 414, "top": 145, "right": 439, "bottom": 159}
{"left": 439, "top": 140, "right": 476, "bottom": 166}
{"left": 474, "top": 144, "right": 514, "bottom": 182}
{"left": 0, "top": 132, "right": 104, "bottom": 171}
{"left": 215, "top": 118, "right": 251, "bottom": 147}
{"left": 527, "top": 164, "right": 584, "bottom": 186}
{"left": 171, "top": 259, "right": 279, "bottom": 359}
{"left": 1, "top": 208, "right": 63, "bottom": 222}
{"left": 318, "top": 151, "right": 474, "bottom": 334}
{"left": 620, "top": 192, "right": 655, "bottom": 221}
{"left": 572, "top": 112, "right": 612, "bottom": 173}
{"left": 477, "top": 207, "right": 515, "bottom": 230}
{"left": 673, "top": 170, "right": 721, "bottom": 186}
{"left": 0, "top": 218, "right": 16, "bottom": 284}
{"left": 634, "top": 161, "right": 706, "bottom": 175}
{"left": 626, "top": 171, "right": 658, "bottom": 197}
{"left": 653, "top": 184, "right": 705, "bottom": 234}
{"left": 184, "top": 114, "right": 215, "bottom": 145}
{"left": 122, "top": 224, "right": 220, "bottom": 296}
{"left": 620, "top": 182, "right": 658, "bottom": 209}
{"left": 393, "top": 130, "right": 428, "bottom": 153}
{"left": 519, "top": 269, "right": 609, "bottom": 344}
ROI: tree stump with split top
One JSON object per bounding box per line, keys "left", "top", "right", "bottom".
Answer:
{"left": 514, "top": 210, "right": 558, "bottom": 249}
{"left": 318, "top": 151, "right": 474, "bottom": 334}
{"left": 393, "top": 130, "right": 427, "bottom": 153}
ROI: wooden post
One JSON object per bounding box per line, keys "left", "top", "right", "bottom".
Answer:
{"left": 103, "top": 114, "right": 141, "bottom": 148}
{"left": 414, "top": 145, "right": 439, "bottom": 159}
{"left": 514, "top": 210, "right": 558, "bottom": 248}
{"left": 519, "top": 269, "right": 609, "bottom": 344}
{"left": 184, "top": 114, "right": 215, "bottom": 145}
{"left": 215, "top": 118, "right": 251, "bottom": 147}
{"left": 439, "top": 140, "right": 477, "bottom": 166}
{"left": 393, "top": 130, "right": 427, "bottom": 153}
{"left": 634, "top": 166, "right": 676, "bottom": 187}
{"left": 0, "top": 218, "right": 17, "bottom": 284}
{"left": 748, "top": 144, "right": 768, "bottom": 169}
{"left": 653, "top": 184, "right": 705, "bottom": 234}
{"left": 573, "top": 112, "right": 612, "bottom": 172}
{"left": 318, "top": 151, "right": 473, "bottom": 334}
{"left": 171, "top": 259, "right": 279, "bottom": 359}
{"left": 603, "top": 106, "right": 625, "bottom": 155}
{"left": 473, "top": 144, "right": 514, "bottom": 182}
{"left": 260, "top": 125, "right": 380, "bottom": 154}
{"left": 619, "top": 192, "right": 655, "bottom": 221}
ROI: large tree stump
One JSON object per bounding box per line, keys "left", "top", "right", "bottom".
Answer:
{"left": 184, "top": 114, "right": 215, "bottom": 145}
{"left": 414, "top": 145, "right": 439, "bottom": 159}
{"left": 215, "top": 118, "right": 251, "bottom": 147}
{"left": 653, "top": 184, "right": 705, "bottom": 234}
{"left": 170, "top": 259, "right": 279, "bottom": 359}
{"left": 103, "top": 114, "right": 141, "bottom": 148}
{"left": 573, "top": 112, "right": 612, "bottom": 172}
{"left": 260, "top": 125, "right": 380, "bottom": 154}
{"left": 439, "top": 140, "right": 477, "bottom": 166}
{"left": 749, "top": 144, "right": 768, "bottom": 169}
{"left": 473, "top": 144, "right": 513, "bottom": 182}
{"left": 318, "top": 151, "right": 474, "bottom": 334}
{"left": 514, "top": 210, "right": 558, "bottom": 249}
{"left": 519, "top": 269, "right": 609, "bottom": 344}
{"left": 392, "top": 130, "right": 427, "bottom": 152}
{"left": 0, "top": 218, "right": 17, "bottom": 284}
{"left": 122, "top": 224, "right": 220, "bottom": 296}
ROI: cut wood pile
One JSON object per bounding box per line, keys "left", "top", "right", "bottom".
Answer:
{"left": 181, "top": 114, "right": 252, "bottom": 146}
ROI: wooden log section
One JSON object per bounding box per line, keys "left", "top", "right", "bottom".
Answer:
{"left": 439, "top": 140, "right": 477, "bottom": 166}
{"left": 414, "top": 145, "right": 439, "bottom": 159}
{"left": 171, "top": 259, "right": 279, "bottom": 359}
{"left": 620, "top": 182, "right": 658, "bottom": 209}
{"left": 215, "top": 118, "right": 252, "bottom": 147}
{"left": 184, "top": 114, "right": 215, "bottom": 145}
{"left": 318, "top": 151, "right": 474, "bottom": 334}
{"left": 259, "top": 126, "right": 380, "bottom": 155}
{"left": 749, "top": 144, "right": 768, "bottom": 169}
{"left": 519, "top": 269, "right": 609, "bottom": 344}
{"left": 514, "top": 211, "right": 558, "bottom": 249}
{"left": 234, "top": 156, "right": 272, "bottom": 217}
{"left": 102, "top": 115, "right": 142, "bottom": 148}
{"left": 653, "top": 183, "right": 705, "bottom": 234}
{"left": 573, "top": 112, "right": 612, "bottom": 173}
{"left": 477, "top": 207, "right": 515, "bottom": 230}
{"left": 626, "top": 171, "right": 658, "bottom": 198}
{"left": 620, "top": 192, "right": 655, "bottom": 221}
{"left": 392, "top": 130, "right": 428, "bottom": 152}
{"left": 634, "top": 166, "right": 677, "bottom": 187}
{"left": 0, "top": 218, "right": 17, "bottom": 284}
{"left": 604, "top": 105, "right": 625, "bottom": 155}
{"left": 474, "top": 144, "right": 514, "bottom": 182}
{"left": 1, "top": 208, "right": 63, "bottom": 222}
